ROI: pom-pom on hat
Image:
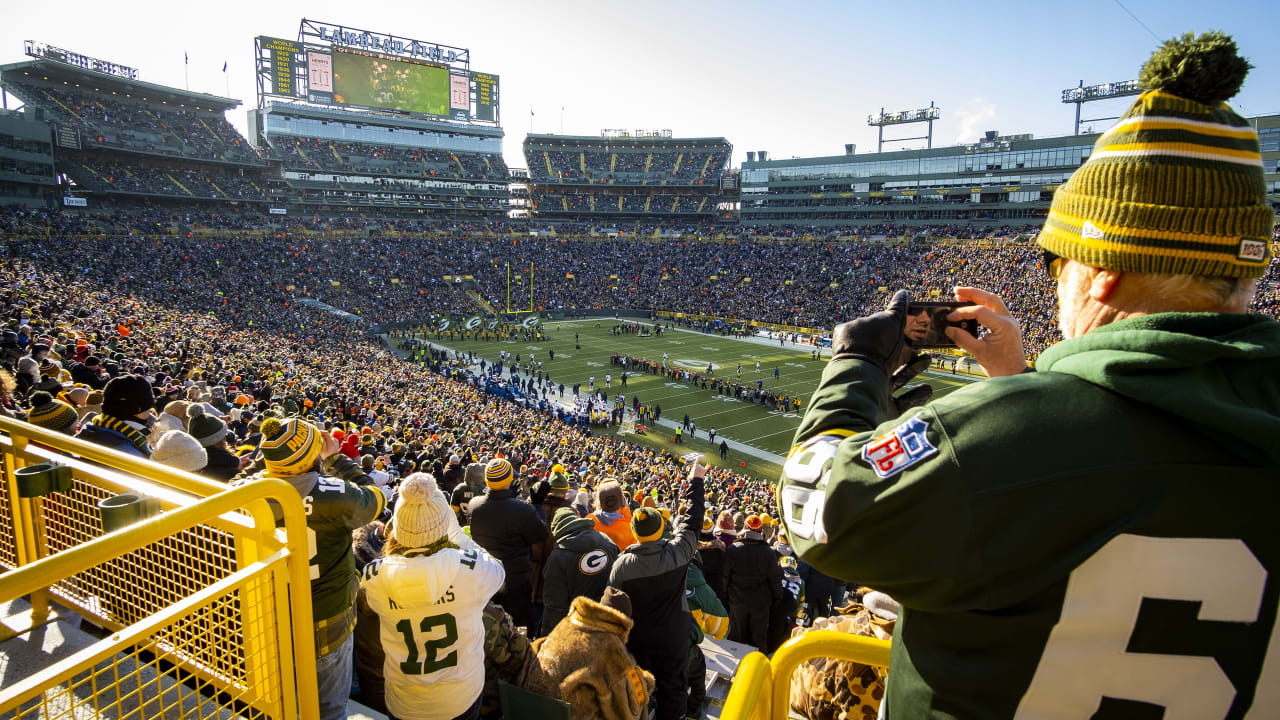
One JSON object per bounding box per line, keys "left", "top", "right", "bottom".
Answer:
{"left": 27, "top": 391, "right": 77, "bottom": 432}
{"left": 392, "top": 473, "right": 454, "bottom": 549}
{"left": 548, "top": 472, "right": 570, "bottom": 494}
{"left": 1042, "top": 31, "right": 1273, "bottom": 278}
{"left": 186, "top": 404, "right": 228, "bottom": 448}
{"left": 631, "top": 507, "right": 665, "bottom": 543}
{"left": 260, "top": 417, "right": 324, "bottom": 477}
{"left": 484, "top": 457, "right": 514, "bottom": 489}
{"left": 745, "top": 515, "right": 764, "bottom": 531}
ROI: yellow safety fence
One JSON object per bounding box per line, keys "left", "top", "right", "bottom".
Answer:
{"left": 0, "top": 417, "right": 318, "bottom": 719}
{"left": 721, "top": 630, "right": 892, "bottom": 720}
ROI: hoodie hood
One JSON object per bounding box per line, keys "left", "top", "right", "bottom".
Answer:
{"left": 555, "top": 518, "right": 603, "bottom": 549}
{"left": 378, "top": 549, "right": 465, "bottom": 607}
{"left": 1037, "top": 312, "right": 1280, "bottom": 463}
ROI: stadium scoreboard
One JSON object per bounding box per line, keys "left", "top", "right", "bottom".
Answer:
{"left": 255, "top": 24, "right": 499, "bottom": 125}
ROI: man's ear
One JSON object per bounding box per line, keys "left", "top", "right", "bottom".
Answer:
{"left": 1088, "top": 267, "right": 1122, "bottom": 302}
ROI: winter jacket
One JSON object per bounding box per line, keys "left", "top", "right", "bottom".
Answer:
{"left": 608, "top": 474, "right": 704, "bottom": 658}
{"left": 778, "top": 312, "right": 1280, "bottom": 718}
{"left": 441, "top": 462, "right": 465, "bottom": 493}
{"left": 542, "top": 515, "right": 619, "bottom": 633}
{"left": 725, "top": 535, "right": 783, "bottom": 612}
{"left": 200, "top": 445, "right": 241, "bottom": 482}
{"left": 592, "top": 506, "right": 636, "bottom": 550}
{"left": 697, "top": 536, "right": 728, "bottom": 606}
{"left": 75, "top": 415, "right": 151, "bottom": 458}
{"left": 527, "top": 596, "right": 656, "bottom": 720}
{"left": 686, "top": 556, "right": 729, "bottom": 650}
{"left": 469, "top": 487, "right": 549, "bottom": 587}
{"left": 360, "top": 528, "right": 505, "bottom": 720}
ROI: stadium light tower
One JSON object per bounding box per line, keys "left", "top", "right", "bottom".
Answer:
{"left": 1062, "top": 79, "right": 1143, "bottom": 135}
{"left": 868, "top": 102, "right": 940, "bottom": 153}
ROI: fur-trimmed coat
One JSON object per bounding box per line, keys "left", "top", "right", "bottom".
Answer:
{"left": 526, "top": 596, "right": 655, "bottom": 720}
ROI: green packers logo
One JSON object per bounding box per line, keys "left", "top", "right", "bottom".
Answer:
{"left": 465, "top": 317, "right": 482, "bottom": 330}
{"left": 521, "top": 315, "right": 541, "bottom": 329}
{"left": 487, "top": 319, "right": 500, "bottom": 330}
{"left": 579, "top": 549, "right": 609, "bottom": 575}
{"left": 437, "top": 318, "right": 451, "bottom": 331}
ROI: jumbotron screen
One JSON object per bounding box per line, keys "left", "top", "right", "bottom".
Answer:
{"left": 332, "top": 48, "right": 449, "bottom": 117}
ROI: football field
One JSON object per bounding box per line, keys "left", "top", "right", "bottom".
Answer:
{"left": 420, "top": 319, "right": 980, "bottom": 477}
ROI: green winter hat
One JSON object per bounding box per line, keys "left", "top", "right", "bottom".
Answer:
{"left": 1041, "top": 31, "right": 1273, "bottom": 278}
{"left": 631, "top": 507, "right": 665, "bottom": 543}
{"left": 548, "top": 472, "right": 570, "bottom": 494}
{"left": 550, "top": 507, "right": 591, "bottom": 541}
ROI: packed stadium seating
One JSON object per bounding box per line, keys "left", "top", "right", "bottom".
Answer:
{"left": 3, "top": 205, "right": 1277, "bottom": 356}
{"left": 5, "top": 81, "right": 261, "bottom": 164}
{"left": 527, "top": 144, "right": 728, "bottom": 185}
{"left": 269, "top": 134, "right": 508, "bottom": 181}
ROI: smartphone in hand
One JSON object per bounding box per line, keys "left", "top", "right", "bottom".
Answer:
{"left": 906, "top": 301, "right": 979, "bottom": 348}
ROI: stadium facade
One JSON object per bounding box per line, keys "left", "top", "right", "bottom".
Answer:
{"left": 0, "top": 56, "right": 264, "bottom": 210}
{"left": 523, "top": 131, "right": 731, "bottom": 223}
{"left": 249, "top": 103, "right": 508, "bottom": 216}
{"left": 741, "top": 115, "right": 1280, "bottom": 230}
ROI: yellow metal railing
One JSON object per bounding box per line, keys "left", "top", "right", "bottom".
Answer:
{"left": 0, "top": 417, "right": 318, "bottom": 720}
{"left": 720, "top": 630, "right": 892, "bottom": 720}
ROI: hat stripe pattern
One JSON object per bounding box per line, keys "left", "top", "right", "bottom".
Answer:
{"left": 261, "top": 418, "right": 323, "bottom": 477}
{"left": 1044, "top": 67, "right": 1274, "bottom": 279}
{"left": 484, "top": 458, "right": 513, "bottom": 487}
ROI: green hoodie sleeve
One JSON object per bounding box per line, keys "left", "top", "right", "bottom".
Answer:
{"left": 776, "top": 358, "right": 980, "bottom": 612}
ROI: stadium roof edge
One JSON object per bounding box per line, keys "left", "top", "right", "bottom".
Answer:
{"left": 0, "top": 59, "right": 241, "bottom": 108}
{"left": 524, "top": 133, "right": 729, "bottom": 144}
{"left": 262, "top": 101, "right": 503, "bottom": 138}
{"left": 740, "top": 133, "right": 1108, "bottom": 169}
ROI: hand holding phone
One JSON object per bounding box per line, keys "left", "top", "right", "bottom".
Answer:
{"left": 904, "top": 301, "right": 979, "bottom": 348}
{"left": 943, "top": 287, "right": 1028, "bottom": 377}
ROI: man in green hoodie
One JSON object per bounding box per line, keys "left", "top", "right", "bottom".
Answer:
{"left": 778, "top": 33, "right": 1280, "bottom": 719}
{"left": 542, "top": 506, "right": 619, "bottom": 634}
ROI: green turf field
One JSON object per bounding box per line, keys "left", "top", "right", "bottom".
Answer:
{"left": 420, "top": 318, "right": 980, "bottom": 472}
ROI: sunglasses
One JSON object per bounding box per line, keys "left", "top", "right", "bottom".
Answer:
{"left": 1043, "top": 249, "right": 1064, "bottom": 280}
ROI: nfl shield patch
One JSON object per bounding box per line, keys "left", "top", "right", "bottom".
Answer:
{"left": 861, "top": 415, "right": 938, "bottom": 478}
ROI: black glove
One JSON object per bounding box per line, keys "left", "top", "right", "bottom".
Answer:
{"left": 890, "top": 352, "right": 931, "bottom": 392}
{"left": 830, "top": 290, "right": 910, "bottom": 371}
{"left": 890, "top": 384, "right": 934, "bottom": 418}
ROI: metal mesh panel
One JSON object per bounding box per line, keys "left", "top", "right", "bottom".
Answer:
{"left": 41, "top": 476, "right": 239, "bottom": 633}
{"left": 0, "top": 453, "right": 17, "bottom": 569}
{"left": 10, "top": 570, "right": 283, "bottom": 720}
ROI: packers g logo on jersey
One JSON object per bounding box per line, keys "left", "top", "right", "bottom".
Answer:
{"left": 579, "top": 550, "right": 609, "bottom": 575}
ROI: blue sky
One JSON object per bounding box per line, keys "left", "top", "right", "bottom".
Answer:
{"left": 5, "top": 0, "right": 1277, "bottom": 170}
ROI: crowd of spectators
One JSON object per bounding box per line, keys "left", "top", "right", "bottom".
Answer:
{"left": 527, "top": 146, "right": 729, "bottom": 185}
{"left": 6, "top": 81, "right": 261, "bottom": 164}
{"left": 271, "top": 135, "right": 508, "bottom": 182}
{"left": 3, "top": 205, "right": 1276, "bottom": 358}
{"left": 532, "top": 191, "right": 714, "bottom": 216}
{"left": 70, "top": 158, "right": 268, "bottom": 201}
{"left": 0, "top": 200, "right": 1276, "bottom": 718}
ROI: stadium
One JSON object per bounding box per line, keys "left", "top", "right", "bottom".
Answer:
{"left": 0, "top": 9, "right": 1278, "bottom": 720}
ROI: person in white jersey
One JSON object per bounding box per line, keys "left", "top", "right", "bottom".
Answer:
{"left": 360, "top": 472, "right": 505, "bottom": 720}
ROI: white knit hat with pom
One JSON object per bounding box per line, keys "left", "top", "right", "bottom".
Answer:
{"left": 393, "top": 472, "right": 456, "bottom": 548}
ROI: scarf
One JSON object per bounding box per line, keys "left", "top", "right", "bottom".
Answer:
{"left": 89, "top": 414, "right": 152, "bottom": 455}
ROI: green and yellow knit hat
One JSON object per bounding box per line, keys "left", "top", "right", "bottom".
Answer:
{"left": 1042, "top": 31, "right": 1273, "bottom": 278}
{"left": 27, "top": 391, "right": 77, "bottom": 433}
{"left": 632, "top": 507, "right": 665, "bottom": 543}
{"left": 484, "top": 457, "right": 514, "bottom": 489}
{"left": 260, "top": 417, "right": 324, "bottom": 477}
